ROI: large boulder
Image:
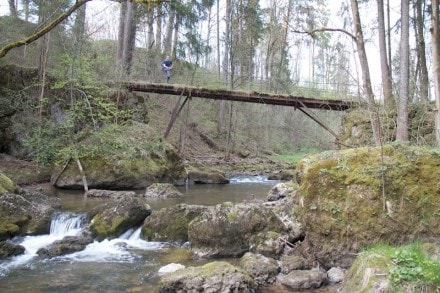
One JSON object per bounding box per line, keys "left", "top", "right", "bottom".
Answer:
{"left": 142, "top": 204, "right": 207, "bottom": 242}
{"left": 0, "top": 241, "right": 25, "bottom": 258}
{"left": 144, "top": 183, "right": 183, "bottom": 198}
{"left": 186, "top": 169, "right": 230, "bottom": 184}
{"left": 158, "top": 261, "right": 256, "bottom": 292}
{"left": 90, "top": 197, "right": 151, "bottom": 240}
{"left": 37, "top": 235, "right": 93, "bottom": 257}
{"left": 0, "top": 186, "right": 60, "bottom": 240}
{"left": 188, "top": 202, "right": 287, "bottom": 258}
{"left": 295, "top": 144, "right": 440, "bottom": 267}
{"left": 239, "top": 252, "right": 279, "bottom": 285}
{"left": 276, "top": 269, "right": 328, "bottom": 290}
{"left": 0, "top": 172, "right": 18, "bottom": 195}
{"left": 51, "top": 122, "right": 185, "bottom": 190}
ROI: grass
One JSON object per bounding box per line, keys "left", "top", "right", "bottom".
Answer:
{"left": 365, "top": 243, "right": 440, "bottom": 290}
{"left": 268, "top": 148, "right": 322, "bottom": 164}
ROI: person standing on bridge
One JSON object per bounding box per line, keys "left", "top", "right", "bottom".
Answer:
{"left": 161, "top": 55, "right": 173, "bottom": 83}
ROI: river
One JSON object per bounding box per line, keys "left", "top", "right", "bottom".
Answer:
{"left": 0, "top": 176, "right": 282, "bottom": 292}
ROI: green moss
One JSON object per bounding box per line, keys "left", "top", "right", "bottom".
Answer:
{"left": 0, "top": 173, "right": 18, "bottom": 195}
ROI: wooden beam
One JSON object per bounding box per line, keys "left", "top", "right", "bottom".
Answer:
{"left": 115, "top": 82, "right": 357, "bottom": 111}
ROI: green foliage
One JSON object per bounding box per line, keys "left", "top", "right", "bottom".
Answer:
{"left": 366, "top": 243, "right": 440, "bottom": 290}
{"left": 389, "top": 244, "right": 440, "bottom": 288}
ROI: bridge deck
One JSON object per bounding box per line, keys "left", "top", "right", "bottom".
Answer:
{"left": 118, "top": 82, "right": 356, "bottom": 111}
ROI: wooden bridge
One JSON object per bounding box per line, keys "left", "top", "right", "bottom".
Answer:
{"left": 118, "top": 81, "right": 357, "bottom": 111}
{"left": 115, "top": 81, "right": 359, "bottom": 142}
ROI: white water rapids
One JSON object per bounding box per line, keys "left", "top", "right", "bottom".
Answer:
{"left": 0, "top": 212, "right": 163, "bottom": 277}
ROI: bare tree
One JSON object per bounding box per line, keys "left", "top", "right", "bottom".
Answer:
{"left": 396, "top": 0, "right": 409, "bottom": 141}
{"left": 0, "top": 0, "right": 92, "bottom": 58}
{"left": 377, "top": 0, "right": 394, "bottom": 110}
{"left": 350, "top": 0, "right": 382, "bottom": 146}
{"left": 431, "top": 0, "right": 440, "bottom": 145}
{"left": 414, "top": 0, "right": 430, "bottom": 103}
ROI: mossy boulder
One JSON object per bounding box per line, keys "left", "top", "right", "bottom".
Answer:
{"left": 295, "top": 144, "right": 440, "bottom": 267}
{"left": 0, "top": 172, "right": 18, "bottom": 195}
{"left": 239, "top": 252, "right": 279, "bottom": 285}
{"left": 0, "top": 189, "right": 60, "bottom": 240}
{"left": 90, "top": 197, "right": 152, "bottom": 241}
{"left": 142, "top": 204, "right": 207, "bottom": 242}
{"left": 144, "top": 183, "right": 183, "bottom": 198}
{"left": 188, "top": 202, "right": 287, "bottom": 258}
{"left": 158, "top": 261, "right": 256, "bottom": 292}
{"left": 186, "top": 169, "right": 230, "bottom": 184}
{"left": 51, "top": 122, "right": 185, "bottom": 190}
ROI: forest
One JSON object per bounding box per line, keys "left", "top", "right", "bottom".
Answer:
{"left": 1, "top": 0, "right": 440, "bottom": 162}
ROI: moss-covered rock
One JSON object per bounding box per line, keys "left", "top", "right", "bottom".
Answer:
{"left": 186, "top": 169, "right": 230, "bottom": 184}
{"left": 144, "top": 183, "right": 183, "bottom": 198}
{"left": 51, "top": 122, "right": 185, "bottom": 189}
{"left": 239, "top": 252, "right": 279, "bottom": 285}
{"left": 0, "top": 172, "right": 18, "bottom": 195}
{"left": 188, "top": 202, "right": 287, "bottom": 258}
{"left": 0, "top": 189, "right": 59, "bottom": 240}
{"left": 159, "top": 261, "right": 256, "bottom": 292}
{"left": 90, "top": 197, "right": 151, "bottom": 240}
{"left": 142, "top": 204, "right": 207, "bottom": 242}
{"left": 295, "top": 144, "right": 440, "bottom": 267}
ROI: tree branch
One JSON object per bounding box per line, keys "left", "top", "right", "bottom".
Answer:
{"left": 292, "top": 28, "right": 356, "bottom": 42}
{"left": 0, "top": 0, "right": 92, "bottom": 58}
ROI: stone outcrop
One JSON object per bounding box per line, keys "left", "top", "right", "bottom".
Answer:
{"left": 276, "top": 269, "right": 328, "bottom": 290}
{"left": 239, "top": 252, "right": 279, "bottom": 285}
{"left": 89, "top": 197, "right": 151, "bottom": 240}
{"left": 51, "top": 122, "right": 185, "bottom": 190}
{"left": 0, "top": 179, "right": 60, "bottom": 240}
{"left": 267, "top": 182, "right": 297, "bottom": 201}
{"left": 142, "top": 204, "right": 207, "bottom": 242}
{"left": 144, "top": 183, "right": 183, "bottom": 198}
{"left": 158, "top": 261, "right": 255, "bottom": 292}
{"left": 294, "top": 144, "right": 440, "bottom": 267}
{"left": 186, "top": 169, "right": 229, "bottom": 184}
{"left": 188, "top": 202, "right": 287, "bottom": 258}
{"left": 0, "top": 172, "right": 18, "bottom": 195}
{"left": 0, "top": 241, "right": 25, "bottom": 258}
{"left": 37, "top": 235, "right": 93, "bottom": 257}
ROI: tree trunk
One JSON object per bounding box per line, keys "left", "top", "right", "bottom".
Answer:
{"left": 431, "top": 0, "right": 440, "bottom": 145}
{"left": 396, "top": 0, "right": 409, "bottom": 141}
{"left": 376, "top": 0, "right": 394, "bottom": 110}
{"left": 122, "top": 1, "right": 138, "bottom": 76}
{"left": 117, "top": 1, "right": 127, "bottom": 61}
{"left": 350, "top": 0, "right": 382, "bottom": 146}
{"left": 8, "top": 0, "right": 17, "bottom": 18}
{"left": 146, "top": 9, "right": 154, "bottom": 48}
{"left": 164, "top": 5, "right": 175, "bottom": 54}
{"left": 156, "top": 4, "right": 162, "bottom": 52}
{"left": 415, "top": 0, "right": 430, "bottom": 103}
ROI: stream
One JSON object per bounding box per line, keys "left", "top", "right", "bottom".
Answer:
{"left": 0, "top": 176, "right": 280, "bottom": 292}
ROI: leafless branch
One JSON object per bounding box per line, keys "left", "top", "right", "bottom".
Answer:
{"left": 292, "top": 28, "right": 356, "bottom": 41}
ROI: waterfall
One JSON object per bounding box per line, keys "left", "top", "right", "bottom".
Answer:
{"left": 50, "top": 212, "right": 85, "bottom": 237}
{"left": 0, "top": 212, "right": 86, "bottom": 276}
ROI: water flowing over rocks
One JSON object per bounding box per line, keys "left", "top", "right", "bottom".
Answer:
{"left": 89, "top": 197, "right": 152, "bottom": 240}
{"left": 0, "top": 177, "right": 60, "bottom": 240}
{"left": 158, "top": 261, "right": 256, "bottom": 292}
{"left": 0, "top": 241, "right": 25, "bottom": 257}
{"left": 37, "top": 235, "right": 93, "bottom": 257}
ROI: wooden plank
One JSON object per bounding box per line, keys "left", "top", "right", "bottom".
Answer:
{"left": 115, "top": 82, "right": 357, "bottom": 111}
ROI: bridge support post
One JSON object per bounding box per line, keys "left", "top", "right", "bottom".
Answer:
{"left": 164, "top": 95, "right": 191, "bottom": 138}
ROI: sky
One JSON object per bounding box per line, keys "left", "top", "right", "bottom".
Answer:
{"left": 0, "top": 0, "right": 412, "bottom": 95}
